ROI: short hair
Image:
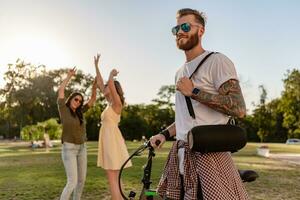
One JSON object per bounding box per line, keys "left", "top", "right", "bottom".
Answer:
{"left": 176, "top": 8, "right": 206, "bottom": 27}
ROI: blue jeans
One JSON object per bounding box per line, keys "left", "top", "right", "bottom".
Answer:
{"left": 60, "top": 142, "right": 87, "bottom": 200}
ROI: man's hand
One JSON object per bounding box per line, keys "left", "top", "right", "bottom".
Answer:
{"left": 176, "top": 77, "right": 194, "bottom": 96}
{"left": 150, "top": 134, "right": 166, "bottom": 149}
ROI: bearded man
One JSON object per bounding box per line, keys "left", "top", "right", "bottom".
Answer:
{"left": 150, "top": 8, "right": 249, "bottom": 200}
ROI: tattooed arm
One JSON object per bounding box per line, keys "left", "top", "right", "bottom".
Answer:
{"left": 177, "top": 77, "right": 246, "bottom": 118}
{"left": 192, "top": 79, "right": 246, "bottom": 118}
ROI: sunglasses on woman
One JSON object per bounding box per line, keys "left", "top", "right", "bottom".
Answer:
{"left": 171, "top": 22, "right": 200, "bottom": 35}
{"left": 74, "top": 98, "right": 82, "bottom": 103}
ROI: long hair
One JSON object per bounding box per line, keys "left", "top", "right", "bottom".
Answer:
{"left": 114, "top": 80, "right": 125, "bottom": 105}
{"left": 65, "top": 92, "right": 84, "bottom": 125}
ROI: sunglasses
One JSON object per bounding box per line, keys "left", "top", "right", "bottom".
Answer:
{"left": 73, "top": 98, "right": 82, "bottom": 103}
{"left": 171, "top": 22, "right": 199, "bottom": 35}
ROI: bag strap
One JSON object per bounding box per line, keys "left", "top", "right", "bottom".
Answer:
{"left": 185, "top": 52, "right": 215, "bottom": 119}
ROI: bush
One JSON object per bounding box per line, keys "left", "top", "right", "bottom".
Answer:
{"left": 21, "top": 118, "right": 62, "bottom": 141}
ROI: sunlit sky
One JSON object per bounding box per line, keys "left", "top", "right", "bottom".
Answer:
{"left": 1, "top": 0, "right": 300, "bottom": 112}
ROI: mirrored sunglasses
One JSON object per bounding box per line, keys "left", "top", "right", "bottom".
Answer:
{"left": 171, "top": 23, "right": 191, "bottom": 35}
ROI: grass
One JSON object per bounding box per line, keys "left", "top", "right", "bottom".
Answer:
{"left": 0, "top": 141, "right": 300, "bottom": 200}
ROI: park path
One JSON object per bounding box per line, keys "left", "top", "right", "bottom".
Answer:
{"left": 269, "top": 153, "right": 300, "bottom": 165}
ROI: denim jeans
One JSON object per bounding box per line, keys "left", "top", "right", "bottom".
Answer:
{"left": 60, "top": 142, "right": 87, "bottom": 200}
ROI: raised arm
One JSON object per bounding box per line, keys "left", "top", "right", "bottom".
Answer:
{"left": 58, "top": 67, "right": 76, "bottom": 99}
{"left": 107, "top": 69, "right": 122, "bottom": 114}
{"left": 94, "top": 54, "right": 105, "bottom": 93}
{"left": 177, "top": 77, "right": 246, "bottom": 118}
{"left": 86, "top": 79, "right": 98, "bottom": 107}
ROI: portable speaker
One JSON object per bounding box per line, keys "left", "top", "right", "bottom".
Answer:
{"left": 187, "top": 125, "right": 247, "bottom": 153}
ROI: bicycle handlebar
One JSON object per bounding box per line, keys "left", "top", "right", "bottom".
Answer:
{"left": 119, "top": 139, "right": 160, "bottom": 200}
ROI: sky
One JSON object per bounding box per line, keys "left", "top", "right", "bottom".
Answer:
{"left": 0, "top": 0, "right": 299, "bottom": 113}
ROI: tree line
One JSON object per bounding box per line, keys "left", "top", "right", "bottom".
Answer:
{"left": 239, "top": 69, "right": 300, "bottom": 142}
{"left": 0, "top": 59, "right": 174, "bottom": 141}
{"left": 0, "top": 59, "right": 299, "bottom": 142}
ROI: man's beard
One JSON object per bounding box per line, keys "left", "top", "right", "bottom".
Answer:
{"left": 176, "top": 32, "right": 199, "bottom": 51}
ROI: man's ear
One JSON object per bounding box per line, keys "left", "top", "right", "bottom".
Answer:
{"left": 198, "top": 25, "right": 205, "bottom": 37}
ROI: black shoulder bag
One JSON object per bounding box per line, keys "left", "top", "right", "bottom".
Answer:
{"left": 184, "top": 52, "right": 247, "bottom": 153}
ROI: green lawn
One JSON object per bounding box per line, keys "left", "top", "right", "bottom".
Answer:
{"left": 0, "top": 141, "right": 300, "bottom": 200}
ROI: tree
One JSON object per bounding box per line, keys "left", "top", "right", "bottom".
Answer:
{"left": 143, "top": 104, "right": 175, "bottom": 139}
{"left": 85, "top": 98, "right": 106, "bottom": 140}
{"left": 152, "top": 85, "right": 175, "bottom": 109}
{"left": 280, "top": 69, "right": 300, "bottom": 139}
{"left": 265, "top": 99, "right": 288, "bottom": 142}
{"left": 119, "top": 104, "right": 151, "bottom": 140}
{"left": 0, "top": 60, "right": 95, "bottom": 138}
{"left": 238, "top": 116, "right": 260, "bottom": 142}
{"left": 252, "top": 85, "right": 272, "bottom": 142}
{"left": 0, "top": 59, "right": 39, "bottom": 138}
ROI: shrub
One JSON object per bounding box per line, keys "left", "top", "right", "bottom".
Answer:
{"left": 21, "top": 118, "right": 62, "bottom": 141}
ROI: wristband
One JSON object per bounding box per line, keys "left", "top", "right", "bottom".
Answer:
{"left": 160, "top": 129, "right": 171, "bottom": 140}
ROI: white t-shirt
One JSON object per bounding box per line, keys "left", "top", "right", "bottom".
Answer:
{"left": 175, "top": 51, "right": 238, "bottom": 174}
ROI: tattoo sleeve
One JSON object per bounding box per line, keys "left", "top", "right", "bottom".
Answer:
{"left": 191, "top": 79, "right": 246, "bottom": 118}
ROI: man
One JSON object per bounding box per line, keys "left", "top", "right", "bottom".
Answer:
{"left": 150, "top": 8, "right": 249, "bottom": 200}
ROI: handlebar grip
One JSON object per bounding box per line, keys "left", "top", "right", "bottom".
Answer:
{"left": 155, "top": 140, "right": 161, "bottom": 146}
{"left": 147, "top": 140, "right": 161, "bottom": 148}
